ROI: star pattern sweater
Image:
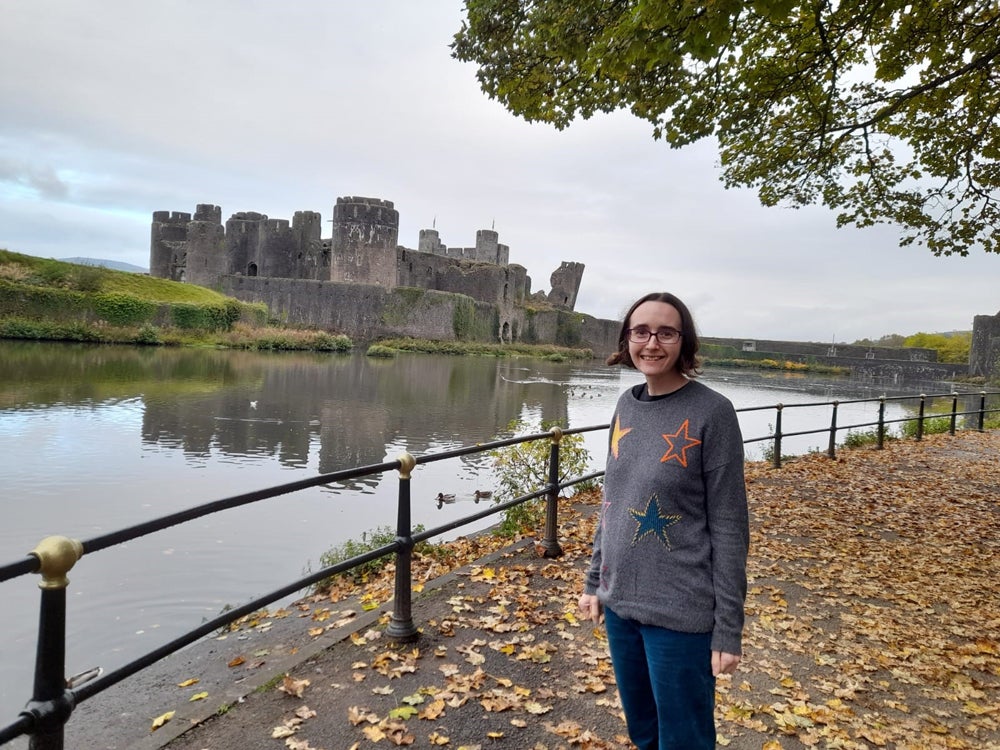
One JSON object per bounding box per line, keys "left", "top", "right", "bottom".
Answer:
{"left": 584, "top": 380, "right": 750, "bottom": 655}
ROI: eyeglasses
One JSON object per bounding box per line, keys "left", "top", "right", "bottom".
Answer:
{"left": 626, "top": 327, "right": 683, "bottom": 345}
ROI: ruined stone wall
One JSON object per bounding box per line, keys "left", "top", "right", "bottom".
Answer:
{"left": 396, "top": 248, "right": 529, "bottom": 307}
{"left": 221, "top": 276, "right": 497, "bottom": 342}
{"left": 547, "top": 261, "right": 584, "bottom": 310}
{"left": 705, "top": 337, "right": 938, "bottom": 362}
{"left": 330, "top": 197, "right": 399, "bottom": 288}
{"left": 971, "top": 312, "right": 1000, "bottom": 378}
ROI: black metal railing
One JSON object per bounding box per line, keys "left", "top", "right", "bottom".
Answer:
{"left": 741, "top": 389, "right": 999, "bottom": 468}
{"left": 1, "top": 390, "right": 997, "bottom": 747}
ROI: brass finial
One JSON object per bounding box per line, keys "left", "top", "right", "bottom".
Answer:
{"left": 29, "top": 536, "right": 84, "bottom": 590}
{"left": 549, "top": 426, "right": 564, "bottom": 444}
{"left": 397, "top": 452, "right": 416, "bottom": 480}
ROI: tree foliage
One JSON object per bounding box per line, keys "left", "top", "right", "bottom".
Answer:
{"left": 903, "top": 330, "right": 972, "bottom": 363}
{"left": 453, "top": 1, "right": 1000, "bottom": 255}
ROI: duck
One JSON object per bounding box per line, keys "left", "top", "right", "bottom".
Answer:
{"left": 436, "top": 492, "right": 456, "bottom": 508}
{"left": 473, "top": 489, "right": 492, "bottom": 502}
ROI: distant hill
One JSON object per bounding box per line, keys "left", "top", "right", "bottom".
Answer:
{"left": 60, "top": 257, "right": 148, "bottom": 274}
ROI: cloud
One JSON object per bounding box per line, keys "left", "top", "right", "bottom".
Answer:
{"left": 0, "top": 156, "right": 69, "bottom": 200}
{"left": 1, "top": 0, "right": 998, "bottom": 343}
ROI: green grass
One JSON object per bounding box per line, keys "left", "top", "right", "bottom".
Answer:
{"left": 372, "top": 336, "right": 593, "bottom": 360}
{"left": 0, "top": 249, "right": 229, "bottom": 303}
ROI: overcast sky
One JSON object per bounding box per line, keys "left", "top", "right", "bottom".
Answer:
{"left": 2, "top": 1, "right": 997, "bottom": 343}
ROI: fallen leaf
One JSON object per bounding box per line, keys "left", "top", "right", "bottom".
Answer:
{"left": 150, "top": 711, "right": 175, "bottom": 731}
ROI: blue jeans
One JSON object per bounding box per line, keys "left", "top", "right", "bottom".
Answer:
{"left": 604, "top": 606, "right": 715, "bottom": 750}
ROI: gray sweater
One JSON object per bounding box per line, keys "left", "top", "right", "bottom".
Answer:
{"left": 584, "top": 380, "right": 750, "bottom": 655}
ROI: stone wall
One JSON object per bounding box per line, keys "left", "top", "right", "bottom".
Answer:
{"left": 221, "top": 276, "right": 497, "bottom": 342}
{"left": 971, "top": 312, "right": 1000, "bottom": 378}
{"left": 705, "top": 336, "right": 938, "bottom": 362}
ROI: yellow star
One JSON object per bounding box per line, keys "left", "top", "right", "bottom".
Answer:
{"left": 660, "top": 419, "right": 702, "bottom": 467}
{"left": 611, "top": 416, "right": 632, "bottom": 459}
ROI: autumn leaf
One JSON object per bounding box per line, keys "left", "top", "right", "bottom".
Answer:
{"left": 150, "top": 711, "right": 174, "bottom": 731}
{"left": 388, "top": 705, "right": 418, "bottom": 720}
{"left": 278, "top": 675, "right": 310, "bottom": 698}
{"left": 176, "top": 678, "right": 199, "bottom": 688}
{"left": 227, "top": 656, "right": 245, "bottom": 668}
{"left": 189, "top": 691, "right": 208, "bottom": 702}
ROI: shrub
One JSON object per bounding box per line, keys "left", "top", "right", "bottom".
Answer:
{"left": 841, "top": 428, "right": 883, "bottom": 449}
{"left": 900, "top": 415, "right": 952, "bottom": 438}
{"left": 366, "top": 344, "right": 398, "bottom": 358}
{"left": 314, "top": 524, "right": 429, "bottom": 591}
{"left": 94, "top": 292, "right": 156, "bottom": 326}
{"left": 488, "top": 418, "right": 596, "bottom": 538}
{"left": 72, "top": 265, "right": 107, "bottom": 293}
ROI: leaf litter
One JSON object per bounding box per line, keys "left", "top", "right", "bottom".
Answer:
{"left": 162, "top": 430, "right": 999, "bottom": 749}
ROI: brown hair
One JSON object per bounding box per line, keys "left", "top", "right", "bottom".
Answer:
{"left": 606, "top": 292, "right": 702, "bottom": 376}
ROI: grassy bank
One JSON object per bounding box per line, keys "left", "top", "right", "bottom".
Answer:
{"left": 366, "top": 337, "right": 594, "bottom": 361}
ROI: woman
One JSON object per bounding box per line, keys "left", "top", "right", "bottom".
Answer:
{"left": 578, "top": 291, "right": 749, "bottom": 749}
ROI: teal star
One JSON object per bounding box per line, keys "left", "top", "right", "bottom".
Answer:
{"left": 629, "top": 495, "right": 682, "bottom": 548}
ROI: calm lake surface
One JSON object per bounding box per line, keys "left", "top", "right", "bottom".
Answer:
{"left": 0, "top": 340, "right": 977, "bottom": 721}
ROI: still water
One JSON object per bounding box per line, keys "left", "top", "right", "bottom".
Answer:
{"left": 0, "top": 340, "right": 971, "bottom": 721}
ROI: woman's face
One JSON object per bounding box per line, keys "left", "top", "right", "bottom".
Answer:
{"left": 627, "top": 301, "right": 686, "bottom": 394}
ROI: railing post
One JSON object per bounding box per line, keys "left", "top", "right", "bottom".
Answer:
{"left": 979, "top": 391, "right": 987, "bottom": 432}
{"left": 827, "top": 401, "right": 839, "bottom": 458}
{"left": 386, "top": 452, "right": 418, "bottom": 642}
{"left": 540, "top": 427, "right": 564, "bottom": 558}
{"left": 877, "top": 396, "right": 886, "bottom": 449}
{"left": 916, "top": 394, "right": 926, "bottom": 441}
{"left": 950, "top": 393, "right": 958, "bottom": 435}
{"left": 22, "top": 536, "right": 83, "bottom": 750}
{"left": 773, "top": 405, "right": 783, "bottom": 469}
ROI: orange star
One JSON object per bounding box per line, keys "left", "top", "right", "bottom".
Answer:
{"left": 611, "top": 416, "right": 632, "bottom": 459}
{"left": 660, "top": 419, "right": 702, "bottom": 467}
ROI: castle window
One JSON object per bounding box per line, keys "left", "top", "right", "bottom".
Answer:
{"left": 247, "top": 263, "right": 258, "bottom": 277}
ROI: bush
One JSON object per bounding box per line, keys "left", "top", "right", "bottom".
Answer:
{"left": 72, "top": 265, "right": 107, "bottom": 293}
{"left": 94, "top": 292, "right": 156, "bottom": 326}
{"left": 314, "top": 524, "right": 428, "bottom": 591}
{"left": 488, "top": 418, "right": 596, "bottom": 537}
{"left": 366, "top": 344, "right": 398, "bottom": 358}
{"left": 841, "top": 428, "right": 883, "bottom": 449}
{"left": 900, "top": 415, "right": 953, "bottom": 438}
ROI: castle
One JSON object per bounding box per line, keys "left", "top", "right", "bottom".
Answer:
{"left": 150, "top": 196, "right": 591, "bottom": 346}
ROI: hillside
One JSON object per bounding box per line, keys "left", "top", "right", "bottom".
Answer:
{"left": 59, "top": 257, "right": 149, "bottom": 274}
{"left": 0, "top": 249, "right": 231, "bottom": 304}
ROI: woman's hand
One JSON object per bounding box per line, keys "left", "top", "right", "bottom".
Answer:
{"left": 712, "top": 650, "right": 741, "bottom": 676}
{"left": 577, "top": 593, "right": 602, "bottom": 624}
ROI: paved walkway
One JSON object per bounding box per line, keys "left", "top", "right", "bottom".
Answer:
{"left": 49, "top": 431, "right": 1000, "bottom": 749}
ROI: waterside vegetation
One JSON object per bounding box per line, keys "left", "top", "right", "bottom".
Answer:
{"left": 0, "top": 251, "right": 973, "bottom": 376}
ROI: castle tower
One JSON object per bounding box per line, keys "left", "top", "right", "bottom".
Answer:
{"left": 184, "top": 204, "right": 225, "bottom": 287}
{"left": 150, "top": 210, "right": 193, "bottom": 281}
{"left": 547, "top": 261, "right": 585, "bottom": 310}
{"left": 418, "top": 228, "right": 445, "bottom": 255}
{"left": 330, "top": 197, "right": 399, "bottom": 288}
{"left": 224, "top": 212, "right": 268, "bottom": 278}
{"left": 475, "top": 229, "right": 499, "bottom": 263}
{"left": 293, "top": 211, "right": 325, "bottom": 280}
